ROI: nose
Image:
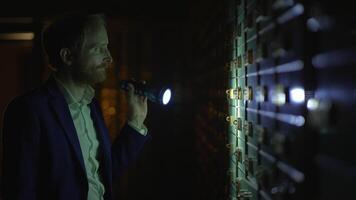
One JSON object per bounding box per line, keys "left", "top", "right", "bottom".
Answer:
{"left": 104, "top": 48, "right": 113, "bottom": 64}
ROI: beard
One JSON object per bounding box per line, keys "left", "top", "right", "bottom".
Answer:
{"left": 72, "top": 63, "right": 108, "bottom": 85}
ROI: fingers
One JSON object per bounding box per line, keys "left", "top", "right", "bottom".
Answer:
{"left": 140, "top": 95, "right": 147, "bottom": 102}
{"left": 127, "top": 83, "right": 135, "bottom": 97}
{"left": 126, "top": 78, "right": 147, "bottom": 98}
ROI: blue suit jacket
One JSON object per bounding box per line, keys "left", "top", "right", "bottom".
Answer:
{"left": 1, "top": 76, "right": 150, "bottom": 200}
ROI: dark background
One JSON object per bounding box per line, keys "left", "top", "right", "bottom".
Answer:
{"left": 1, "top": 0, "right": 355, "bottom": 200}
{"left": 0, "top": 1, "right": 199, "bottom": 200}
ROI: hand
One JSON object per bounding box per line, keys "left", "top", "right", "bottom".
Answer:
{"left": 126, "top": 80, "right": 148, "bottom": 128}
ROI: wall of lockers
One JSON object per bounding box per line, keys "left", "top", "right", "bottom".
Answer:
{"left": 189, "top": 0, "right": 356, "bottom": 199}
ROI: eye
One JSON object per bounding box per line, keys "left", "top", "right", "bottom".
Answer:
{"left": 92, "top": 45, "right": 108, "bottom": 54}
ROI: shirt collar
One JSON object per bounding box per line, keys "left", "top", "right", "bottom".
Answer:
{"left": 53, "top": 74, "right": 95, "bottom": 108}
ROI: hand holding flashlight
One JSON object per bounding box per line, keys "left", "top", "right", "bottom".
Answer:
{"left": 120, "top": 79, "right": 171, "bottom": 105}
{"left": 124, "top": 79, "right": 148, "bottom": 129}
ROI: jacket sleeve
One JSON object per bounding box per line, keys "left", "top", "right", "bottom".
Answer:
{"left": 111, "top": 123, "right": 151, "bottom": 181}
{"left": 1, "top": 97, "right": 41, "bottom": 200}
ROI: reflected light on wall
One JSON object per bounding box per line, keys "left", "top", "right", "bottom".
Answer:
{"left": 271, "top": 85, "right": 286, "bottom": 105}
{"left": 307, "top": 18, "right": 321, "bottom": 32}
{"left": 307, "top": 98, "right": 319, "bottom": 110}
{"left": 0, "top": 32, "right": 34, "bottom": 40}
{"left": 290, "top": 87, "right": 305, "bottom": 103}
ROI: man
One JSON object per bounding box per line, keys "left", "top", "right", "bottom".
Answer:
{"left": 1, "top": 13, "right": 150, "bottom": 200}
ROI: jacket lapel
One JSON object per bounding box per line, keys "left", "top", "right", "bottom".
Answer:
{"left": 49, "top": 98, "right": 86, "bottom": 172}
{"left": 45, "top": 76, "right": 86, "bottom": 173}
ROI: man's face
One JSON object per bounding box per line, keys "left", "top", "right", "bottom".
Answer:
{"left": 72, "top": 23, "right": 112, "bottom": 85}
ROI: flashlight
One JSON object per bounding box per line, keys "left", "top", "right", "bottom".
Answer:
{"left": 119, "top": 80, "right": 172, "bottom": 105}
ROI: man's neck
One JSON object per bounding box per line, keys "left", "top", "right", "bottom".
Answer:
{"left": 54, "top": 71, "right": 88, "bottom": 102}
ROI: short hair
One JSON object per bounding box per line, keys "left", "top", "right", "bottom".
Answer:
{"left": 42, "top": 12, "right": 106, "bottom": 70}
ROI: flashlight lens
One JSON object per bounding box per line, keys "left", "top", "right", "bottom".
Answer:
{"left": 162, "top": 89, "right": 171, "bottom": 105}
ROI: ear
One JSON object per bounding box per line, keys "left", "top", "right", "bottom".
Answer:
{"left": 59, "top": 48, "right": 73, "bottom": 66}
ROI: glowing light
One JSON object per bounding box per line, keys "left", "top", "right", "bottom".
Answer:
{"left": 0, "top": 32, "right": 34, "bottom": 40}
{"left": 307, "top": 99, "right": 319, "bottom": 110}
{"left": 108, "top": 107, "right": 116, "bottom": 115}
{"left": 255, "top": 87, "right": 266, "bottom": 102}
{"left": 307, "top": 18, "right": 321, "bottom": 32}
{"left": 294, "top": 116, "right": 306, "bottom": 127}
{"left": 248, "top": 108, "right": 306, "bottom": 127}
{"left": 290, "top": 87, "right": 305, "bottom": 103}
{"left": 277, "top": 4, "right": 304, "bottom": 24}
{"left": 271, "top": 85, "right": 286, "bottom": 105}
{"left": 162, "top": 89, "right": 171, "bottom": 105}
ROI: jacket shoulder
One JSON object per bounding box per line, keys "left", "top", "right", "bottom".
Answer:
{"left": 4, "top": 85, "right": 50, "bottom": 114}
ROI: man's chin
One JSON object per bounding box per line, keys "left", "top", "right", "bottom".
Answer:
{"left": 95, "top": 76, "right": 107, "bottom": 84}
{"left": 89, "top": 74, "right": 107, "bottom": 85}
